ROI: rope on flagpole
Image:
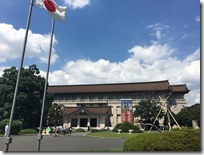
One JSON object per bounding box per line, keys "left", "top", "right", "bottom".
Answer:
{"left": 4, "top": 0, "right": 34, "bottom": 152}
{"left": 37, "top": 17, "right": 55, "bottom": 151}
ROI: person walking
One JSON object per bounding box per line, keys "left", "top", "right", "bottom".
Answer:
{"left": 4, "top": 123, "right": 9, "bottom": 138}
{"left": 69, "top": 126, "right": 72, "bottom": 136}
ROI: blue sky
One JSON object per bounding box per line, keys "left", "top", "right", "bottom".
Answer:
{"left": 0, "top": 0, "right": 201, "bottom": 105}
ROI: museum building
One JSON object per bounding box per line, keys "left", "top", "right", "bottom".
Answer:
{"left": 47, "top": 80, "right": 190, "bottom": 130}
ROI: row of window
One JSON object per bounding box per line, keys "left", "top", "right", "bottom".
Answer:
{"left": 54, "top": 94, "right": 184, "bottom": 101}
{"left": 71, "top": 118, "right": 97, "bottom": 127}
{"left": 77, "top": 103, "right": 108, "bottom": 107}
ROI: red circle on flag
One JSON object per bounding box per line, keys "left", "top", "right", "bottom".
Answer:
{"left": 44, "top": 0, "right": 56, "bottom": 12}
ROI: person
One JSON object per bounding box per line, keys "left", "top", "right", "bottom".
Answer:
{"left": 61, "top": 126, "right": 66, "bottom": 136}
{"left": 4, "top": 123, "right": 9, "bottom": 138}
{"left": 53, "top": 125, "right": 58, "bottom": 137}
{"left": 46, "top": 126, "right": 51, "bottom": 135}
{"left": 69, "top": 126, "right": 72, "bottom": 136}
{"left": 64, "top": 125, "right": 69, "bottom": 135}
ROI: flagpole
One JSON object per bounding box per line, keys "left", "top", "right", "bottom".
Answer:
{"left": 4, "top": 0, "right": 34, "bottom": 152}
{"left": 37, "top": 17, "right": 55, "bottom": 151}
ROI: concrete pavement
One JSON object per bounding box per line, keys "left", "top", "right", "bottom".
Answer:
{"left": 0, "top": 132, "right": 127, "bottom": 152}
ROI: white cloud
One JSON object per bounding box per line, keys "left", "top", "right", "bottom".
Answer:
{"left": 146, "top": 23, "right": 169, "bottom": 40}
{"left": 0, "top": 42, "right": 200, "bottom": 106}
{"left": 64, "top": 0, "right": 90, "bottom": 9}
{"left": 128, "top": 42, "right": 174, "bottom": 64}
{"left": 0, "top": 23, "right": 199, "bottom": 106}
{"left": 185, "top": 48, "right": 200, "bottom": 62}
{"left": 195, "top": 16, "right": 200, "bottom": 22}
{"left": 0, "top": 66, "right": 9, "bottom": 77}
{"left": 0, "top": 23, "right": 59, "bottom": 64}
{"left": 47, "top": 43, "right": 200, "bottom": 106}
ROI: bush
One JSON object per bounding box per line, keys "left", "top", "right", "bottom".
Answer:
{"left": 0, "top": 119, "right": 22, "bottom": 134}
{"left": 20, "top": 129, "right": 38, "bottom": 134}
{"left": 75, "top": 128, "right": 85, "bottom": 132}
{"left": 112, "top": 122, "right": 143, "bottom": 133}
{"left": 123, "top": 129, "right": 200, "bottom": 151}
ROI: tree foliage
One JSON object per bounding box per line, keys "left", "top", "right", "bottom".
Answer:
{"left": 0, "top": 64, "right": 54, "bottom": 128}
{"left": 0, "top": 119, "right": 22, "bottom": 134}
{"left": 47, "top": 103, "right": 65, "bottom": 126}
{"left": 134, "top": 100, "right": 165, "bottom": 125}
{"left": 175, "top": 103, "right": 200, "bottom": 127}
{"left": 112, "top": 122, "right": 143, "bottom": 133}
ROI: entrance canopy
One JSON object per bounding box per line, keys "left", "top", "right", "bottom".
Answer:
{"left": 63, "top": 106, "right": 112, "bottom": 116}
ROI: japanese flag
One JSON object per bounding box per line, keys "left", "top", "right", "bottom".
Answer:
{"left": 35, "top": 0, "right": 67, "bottom": 21}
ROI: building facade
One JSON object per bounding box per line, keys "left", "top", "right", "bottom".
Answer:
{"left": 48, "top": 80, "right": 189, "bottom": 130}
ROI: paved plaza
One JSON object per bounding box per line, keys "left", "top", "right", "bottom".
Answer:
{"left": 0, "top": 132, "right": 127, "bottom": 152}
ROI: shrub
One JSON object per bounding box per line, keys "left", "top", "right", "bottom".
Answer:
{"left": 20, "top": 129, "right": 38, "bottom": 134}
{"left": 75, "top": 128, "right": 85, "bottom": 132}
{"left": 0, "top": 119, "right": 22, "bottom": 134}
{"left": 123, "top": 129, "right": 200, "bottom": 151}
{"left": 112, "top": 122, "right": 143, "bottom": 133}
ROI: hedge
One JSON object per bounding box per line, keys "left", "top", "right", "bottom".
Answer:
{"left": 123, "top": 128, "right": 200, "bottom": 151}
{"left": 75, "top": 128, "right": 85, "bottom": 132}
{"left": 20, "top": 129, "right": 38, "bottom": 134}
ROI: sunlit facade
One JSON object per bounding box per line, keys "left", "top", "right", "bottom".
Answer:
{"left": 48, "top": 80, "right": 189, "bottom": 130}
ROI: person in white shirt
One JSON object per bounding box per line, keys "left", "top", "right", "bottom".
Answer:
{"left": 4, "top": 123, "right": 9, "bottom": 138}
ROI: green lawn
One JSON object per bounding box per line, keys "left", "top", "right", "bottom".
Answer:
{"left": 87, "top": 130, "right": 144, "bottom": 138}
{"left": 86, "top": 130, "right": 145, "bottom": 152}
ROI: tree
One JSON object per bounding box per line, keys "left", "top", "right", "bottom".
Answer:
{"left": 134, "top": 100, "right": 165, "bottom": 126}
{"left": 175, "top": 103, "right": 200, "bottom": 127}
{"left": 0, "top": 64, "right": 54, "bottom": 128}
{"left": 47, "top": 103, "right": 65, "bottom": 126}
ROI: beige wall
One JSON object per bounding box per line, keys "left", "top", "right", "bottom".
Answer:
{"left": 59, "top": 96, "right": 187, "bottom": 129}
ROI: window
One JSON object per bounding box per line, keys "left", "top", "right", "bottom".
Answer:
{"left": 117, "top": 114, "right": 121, "bottom": 123}
{"left": 105, "top": 117, "right": 111, "bottom": 127}
{"left": 71, "top": 118, "right": 77, "bottom": 127}
{"left": 99, "top": 103, "right": 108, "bottom": 107}
{"left": 90, "top": 118, "right": 97, "bottom": 127}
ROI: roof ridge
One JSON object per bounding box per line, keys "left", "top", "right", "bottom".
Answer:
{"left": 170, "top": 84, "right": 186, "bottom": 86}
{"left": 49, "top": 80, "right": 169, "bottom": 87}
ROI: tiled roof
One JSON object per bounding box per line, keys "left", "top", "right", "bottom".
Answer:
{"left": 63, "top": 106, "right": 112, "bottom": 115}
{"left": 48, "top": 80, "right": 171, "bottom": 94}
{"left": 170, "top": 84, "right": 190, "bottom": 93}
{"left": 48, "top": 80, "right": 189, "bottom": 94}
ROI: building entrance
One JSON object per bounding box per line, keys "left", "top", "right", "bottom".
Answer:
{"left": 80, "top": 118, "right": 88, "bottom": 127}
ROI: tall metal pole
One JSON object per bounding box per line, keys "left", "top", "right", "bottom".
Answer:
{"left": 4, "top": 0, "right": 34, "bottom": 152}
{"left": 37, "top": 18, "right": 55, "bottom": 151}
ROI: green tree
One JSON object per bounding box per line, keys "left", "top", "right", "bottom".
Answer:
{"left": 134, "top": 100, "right": 164, "bottom": 125}
{"left": 175, "top": 103, "right": 200, "bottom": 127}
{"left": 0, "top": 64, "right": 53, "bottom": 128}
{"left": 47, "top": 103, "right": 65, "bottom": 126}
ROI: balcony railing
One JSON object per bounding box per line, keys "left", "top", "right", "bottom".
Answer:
{"left": 52, "top": 98, "right": 186, "bottom": 104}
{"left": 53, "top": 98, "right": 146, "bottom": 104}
{"left": 52, "top": 99, "right": 108, "bottom": 104}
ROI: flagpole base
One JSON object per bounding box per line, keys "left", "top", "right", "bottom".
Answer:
{"left": 4, "top": 137, "right": 12, "bottom": 144}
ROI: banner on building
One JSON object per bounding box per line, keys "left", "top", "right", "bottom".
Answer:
{"left": 121, "top": 99, "right": 133, "bottom": 124}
